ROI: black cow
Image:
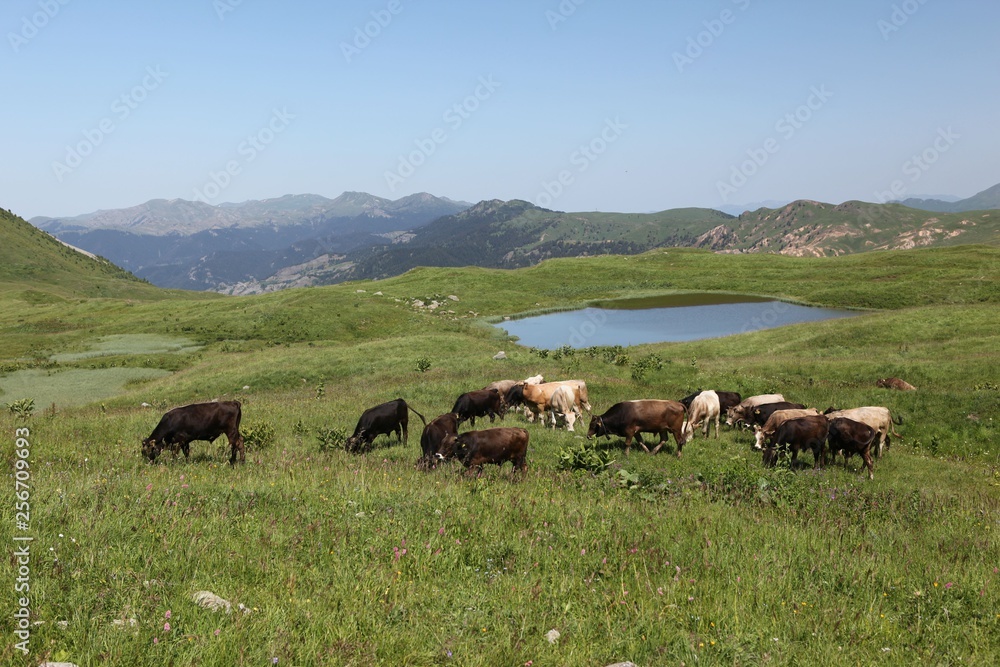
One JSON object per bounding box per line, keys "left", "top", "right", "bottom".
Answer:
{"left": 455, "top": 427, "right": 529, "bottom": 475}
{"left": 827, "top": 417, "right": 878, "bottom": 480}
{"left": 142, "top": 401, "right": 244, "bottom": 465}
{"left": 680, "top": 390, "right": 742, "bottom": 414}
{"left": 345, "top": 398, "right": 426, "bottom": 452}
{"left": 762, "top": 415, "right": 828, "bottom": 469}
{"left": 451, "top": 388, "right": 505, "bottom": 427}
{"left": 587, "top": 400, "right": 687, "bottom": 457}
{"left": 748, "top": 401, "right": 807, "bottom": 429}
{"left": 419, "top": 413, "right": 460, "bottom": 468}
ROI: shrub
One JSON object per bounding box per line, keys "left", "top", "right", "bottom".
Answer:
{"left": 415, "top": 358, "right": 431, "bottom": 373}
{"left": 241, "top": 420, "right": 276, "bottom": 451}
{"left": 316, "top": 426, "right": 348, "bottom": 453}
{"left": 7, "top": 398, "right": 35, "bottom": 420}
{"left": 557, "top": 441, "right": 614, "bottom": 474}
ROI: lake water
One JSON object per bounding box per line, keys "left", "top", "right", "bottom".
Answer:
{"left": 497, "top": 294, "right": 858, "bottom": 349}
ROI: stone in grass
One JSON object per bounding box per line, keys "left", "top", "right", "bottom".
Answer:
{"left": 40, "top": 663, "right": 79, "bottom": 667}
{"left": 605, "top": 663, "right": 637, "bottom": 667}
{"left": 493, "top": 351, "right": 507, "bottom": 360}
{"left": 546, "top": 629, "right": 560, "bottom": 644}
{"left": 192, "top": 590, "right": 232, "bottom": 613}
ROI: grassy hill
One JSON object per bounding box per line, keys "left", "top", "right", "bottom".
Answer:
{"left": 0, "top": 221, "right": 998, "bottom": 665}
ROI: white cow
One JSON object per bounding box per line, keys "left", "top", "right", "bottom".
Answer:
{"left": 548, "top": 384, "right": 582, "bottom": 432}
{"left": 682, "top": 390, "right": 720, "bottom": 440}
{"left": 725, "top": 394, "right": 785, "bottom": 427}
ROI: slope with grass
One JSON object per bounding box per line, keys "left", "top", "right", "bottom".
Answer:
{"left": 1, "top": 229, "right": 998, "bottom": 665}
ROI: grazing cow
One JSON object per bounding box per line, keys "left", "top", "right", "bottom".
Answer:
{"left": 747, "top": 401, "right": 808, "bottom": 429}
{"left": 827, "top": 417, "right": 878, "bottom": 480}
{"left": 455, "top": 427, "right": 529, "bottom": 475}
{"left": 752, "top": 408, "right": 822, "bottom": 450}
{"left": 142, "top": 400, "right": 244, "bottom": 465}
{"left": 680, "top": 390, "right": 742, "bottom": 415}
{"left": 823, "top": 407, "right": 901, "bottom": 458}
{"left": 345, "top": 398, "right": 426, "bottom": 452}
{"left": 451, "top": 388, "right": 505, "bottom": 427}
{"left": 876, "top": 377, "right": 917, "bottom": 391}
{"left": 725, "top": 394, "right": 786, "bottom": 427}
{"left": 419, "top": 413, "right": 460, "bottom": 468}
{"left": 762, "top": 415, "right": 829, "bottom": 469}
{"left": 523, "top": 374, "right": 544, "bottom": 385}
{"left": 682, "top": 390, "right": 721, "bottom": 440}
{"left": 483, "top": 379, "right": 518, "bottom": 398}
{"left": 547, "top": 384, "right": 582, "bottom": 431}
{"left": 587, "top": 400, "right": 687, "bottom": 456}
{"left": 505, "top": 380, "right": 590, "bottom": 423}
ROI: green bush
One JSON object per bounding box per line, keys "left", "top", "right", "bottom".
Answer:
{"left": 316, "top": 426, "right": 348, "bottom": 453}
{"left": 7, "top": 397, "right": 34, "bottom": 420}
{"left": 557, "top": 440, "right": 614, "bottom": 474}
{"left": 241, "top": 420, "right": 276, "bottom": 451}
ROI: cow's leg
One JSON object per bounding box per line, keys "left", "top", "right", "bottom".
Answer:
{"left": 634, "top": 432, "right": 652, "bottom": 454}
{"left": 862, "top": 449, "right": 874, "bottom": 480}
{"left": 229, "top": 433, "right": 245, "bottom": 465}
{"left": 672, "top": 427, "right": 686, "bottom": 457}
{"left": 623, "top": 433, "right": 633, "bottom": 457}
{"left": 181, "top": 441, "right": 191, "bottom": 459}
{"left": 713, "top": 414, "right": 720, "bottom": 439}
{"left": 566, "top": 411, "right": 576, "bottom": 432}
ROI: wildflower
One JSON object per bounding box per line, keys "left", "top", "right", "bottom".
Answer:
{"left": 165, "top": 610, "right": 171, "bottom": 619}
{"left": 153, "top": 637, "right": 159, "bottom": 644}
{"left": 273, "top": 659, "right": 279, "bottom": 665}
{"left": 214, "top": 629, "right": 221, "bottom": 637}
{"left": 945, "top": 582, "right": 954, "bottom": 589}
{"left": 164, "top": 622, "right": 171, "bottom": 632}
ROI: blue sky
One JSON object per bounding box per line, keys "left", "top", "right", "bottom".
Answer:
{"left": 2, "top": 0, "right": 998, "bottom": 218}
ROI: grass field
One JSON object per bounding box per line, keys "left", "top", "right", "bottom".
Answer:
{"left": 1, "top": 245, "right": 999, "bottom": 666}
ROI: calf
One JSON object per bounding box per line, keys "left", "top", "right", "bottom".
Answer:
{"left": 762, "top": 415, "right": 829, "bottom": 469}
{"left": 682, "top": 390, "right": 720, "bottom": 440}
{"left": 451, "top": 388, "right": 505, "bottom": 427}
{"left": 827, "top": 417, "right": 878, "bottom": 480}
{"left": 823, "top": 406, "right": 901, "bottom": 458}
{"left": 142, "top": 400, "right": 244, "bottom": 465}
{"left": 419, "top": 413, "right": 460, "bottom": 468}
{"left": 345, "top": 398, "right": 426, "bottom": 452}
{"left": 726, "top": 394, "right": 785, "bottom": 427}
{"left": 876, "top": 377, "right": 916, "bottom": 391}
{"left": 587, "top": 399, "right": 687, "bottom": 457}
{"left": 455, "top": 427, "right": 529, "bottom": 475}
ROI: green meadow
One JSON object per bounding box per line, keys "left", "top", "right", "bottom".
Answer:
{"left": 1, "top": 245, "right": 999, "bottom": 666}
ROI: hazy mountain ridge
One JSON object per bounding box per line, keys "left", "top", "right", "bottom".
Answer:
{"left": 897, "top": 182, "right": 1000, "bottom": 213}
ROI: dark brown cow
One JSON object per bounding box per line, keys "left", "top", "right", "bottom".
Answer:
{"left": 827, "top": 417, "right": 878, "bottom": 480}
{"left": 455, "top": 427, "right": 529, "bottom": 475}
{"left": 748, "top": 401, "right": 808, "bottom": 429}
{"left": 451, "top": 388, "right": 505, "bottom": 427}
{"left": 587, "top": 400, "right": 687, "bottom": 457}
{"left": 142, "top": 401, "right": 244, "bottom": 465}
{"left": 762, "top": 415, "right": 829, "bottom": 469}
{"left": 419, "top": 413, "right": 460, "bottom": 468}
{"left": 876, "top": 377, "right": 917, "bottom": 391}
{"left": 680, "top": 390, "right": 742, "bottom": 414}
{"left": 345, "top": 398, "right": 426, "bottom": 452}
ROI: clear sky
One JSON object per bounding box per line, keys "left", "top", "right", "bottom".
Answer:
{"left": 2, "top": 0, "right": 998, "bottom": 218}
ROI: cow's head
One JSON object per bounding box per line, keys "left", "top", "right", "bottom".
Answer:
{"left": 141, "top": 437, "right": 162, "bottom": 461}
{"left": 724, "top": 406, "right": 741, "bottom": 426}
{"left": 586, "top": 415, "right": 606, "bottom": 440}
{"left": 504, "top": 383, "right": 524, "bottom": 408}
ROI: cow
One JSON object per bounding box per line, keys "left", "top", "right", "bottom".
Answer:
{"left": 523, "top": 374, "right": 544, "bottom": 385}
{"left": 826, "top": 417, "right": 878, "bottom": 480}
{"left": 587, "top": 400, "right": 687, "bottom": 457}
{"left": 752, "top": 408, "right": 822, "bottom": 450}
{"left": 876, "top": 377, "right": 917, "bottom": 391}
{"left": 345, "top": 398, "right": 426, "bottom": 452}
{"left": 547, "top": 384, "right": 582, "bottom": 431}
{"left": 483, "top": 379, "right": 518, "bottom": 398}
{"left": 762, "top": 415, "right": 829, "bottom": 469}
{"left": 454, "top": 427, "right": 529, "bottom": 475}
{"left": 725, "top": 394, "right": 786, "bottom": 427}
{"left": 451, "top": 388, "right": 505, "bottom": 427}
{"left": 682, "top": 390, "right": 720, "bottom": 440}
{"left": 822, "top": 407, "right": 901, "bottom": 458}
{"left": 142, "top": 401, "right": 244, "bottom": 465}
{"left": 680, "top": 390, "right": 742, "bottom": 414}
{"left": 505, "top": 380, "right": 591, "bottom": 423}
{"left": 419, "top": 413, "right": 460, "bottom": 468}
{"left": 746, "top": 401, "right": 808, "bottom": 429}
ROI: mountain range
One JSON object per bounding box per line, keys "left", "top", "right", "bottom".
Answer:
{"left": 25, "top": 184, "right": 1000, "bottom": 294}
{"left": 896, "top": 182, "right": 1000, "bottom": 213}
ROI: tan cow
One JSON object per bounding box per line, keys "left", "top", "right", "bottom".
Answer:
{"left": 682, "top": 390, "right": 720, "bottom": 440}
{"left": 753, "top": 408, "right": 821, "bottom": 450}
{"left": 507, "top": 380, "right": 590, "bottom": 423}
{"left": 725, "top": 394, "right": 785, "bottom": 427}
{"left": 823, "top": 407, "right": 901, "bottom": 458}
{"left": 547, "top": 384, "right": 582, "bottom": 432}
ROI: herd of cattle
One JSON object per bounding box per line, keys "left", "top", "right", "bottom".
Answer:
{"left": 141, "top": 375, "right": 908, "bottom": 480}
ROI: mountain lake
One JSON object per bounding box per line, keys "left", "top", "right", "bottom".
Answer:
{"left": 496, "top": 293, "right": 859, "bottom": 349}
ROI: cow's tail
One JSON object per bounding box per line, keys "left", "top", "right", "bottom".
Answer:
{"left": 890, "top": 413, "right": 903, "bottom": 438}
{"left": 406, "top": 403, "right": 427, "bottom": 425}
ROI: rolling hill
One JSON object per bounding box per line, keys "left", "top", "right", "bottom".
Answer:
{"left": 898, "top": 182, "right": 1000, "bottom": 213}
